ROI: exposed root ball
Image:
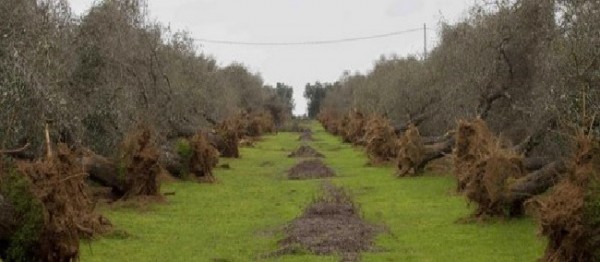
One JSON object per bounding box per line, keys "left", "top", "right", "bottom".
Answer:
{"left": 342, "top": 110, "right": 366, "bottom": 145}
{"left": 396, "top": 124, "right": 426, "bottom": 176}
{"left": 213, "top": 118, "right": 241, "bottom": 158}
{"left": 364, "top": 116, "right": 398, "bottom": 164}
{"left": 288, "top": 145, "right": 325, "bottom": 158}
{"left": 288, "top": 159, "right": 335, "bottom": 180}
{"left": 532, "top": 133, "right": 600, "bottom": 262}
{"left": 121, "top": 125, "right": 161, "bottom": 199}
{"left": 455, "top": 119, "right": 526, "bottom": 218}
{"left": 188, "top": 132, "right": 219, "bottom": 182}
{"left": 276, "top": 183, "right": 379, "bottom": 261}
{"left": 247, "top": 112, "right": 276, "bottom": 137}
{"left": 318, "top": 109, "right": 344, "bottom": 136}
{"left": 454, "top": 119, "right": 494, "bottom": 192}
{"left": 2, "top": 144, "right": 111, "bottom": 261}
{"left": 464, "top": 150, "right": 526, "bottom": 217}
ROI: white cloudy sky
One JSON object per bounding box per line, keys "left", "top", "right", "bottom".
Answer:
{"left": 68, "top": 0, "right": 473, "bottom": 115}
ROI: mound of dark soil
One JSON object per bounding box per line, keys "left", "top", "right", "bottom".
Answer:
{"left": 288, "top": 159, "right": 335, "bottom": 180}
{"left": 276, "top": 183, "right": 380, "bottom": 261}
{"left": 288, "top": 145, "right": 324, "bottom": 158}
{"left": 298, "top": 130, "right": 314, "bottom": 142}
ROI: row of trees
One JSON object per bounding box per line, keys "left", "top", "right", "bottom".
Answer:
{"left": 312, "top": 0, "right": 599, "bottom": 158}
{"left": 0, "top": 0, "right": 294, "bottom": 157}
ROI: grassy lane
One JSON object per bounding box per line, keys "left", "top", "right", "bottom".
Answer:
{"left": 82, "top": 132, "right": 334, "bottom": 261}
{"left": 308, "top": 122, "right": 545, "bottom": 261}
{"left": 82, "top": 122, "right": 544, "bottom": 261}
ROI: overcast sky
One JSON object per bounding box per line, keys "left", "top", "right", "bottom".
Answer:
{"left": 68, "top": 0, "right": 473, "bottom": 115}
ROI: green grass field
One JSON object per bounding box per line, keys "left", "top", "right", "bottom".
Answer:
{"left": 81, "top": 122, "right": 545, "bottom": 261}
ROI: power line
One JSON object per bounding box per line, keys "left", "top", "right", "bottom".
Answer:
{"left": 194, "top": 27, "right": 431, "bottom": 46}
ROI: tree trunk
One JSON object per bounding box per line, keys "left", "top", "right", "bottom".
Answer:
{"left": 81, "top": 154, "right": 125, "bottom": 196}
{"left": 416, "top": 137, "right": 455, "bottom": 171}
{"left": 398, "top": 136, "right": 455, "bottom": 176}
{"left": 507, "top": 160, "right": 567, "bottom": 214}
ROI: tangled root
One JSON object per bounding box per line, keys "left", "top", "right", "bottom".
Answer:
{"left": 188, "top": 132, "right": 219, "bottom": 182}
{"left": 215, "top": 120, "right": 240, "bottom": 158}
{"left": 454, "top": 119, "right": 494, "bottom": 192}
{"left": 454, "top": 119, "right": 527, "bottom": 218}
{"left": 396, "top": 124, "right": 426, "bottom": 176}
{"left": 364, "top": 116, "right": 398, "bottom": 164}
{"left": 342, "top": 110, "right": 366, "bottom": 145}
{"left": 120, "top": 124, "right": 161, "bottom": 199}
{"left": 532, "top": 133, "right": 600, "bottom": 262}
{"left": 2, "top": 144, "right": 111, "bottom": 261}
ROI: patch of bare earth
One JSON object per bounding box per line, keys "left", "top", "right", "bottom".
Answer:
{"left": 288, "top": 145, "right": 325, "bottom": 158}
{"left": 288, "top": 159, "right": 335, "bottom": 180}
{"left": 275, "top": 183, "right": 381, "bottom": 261}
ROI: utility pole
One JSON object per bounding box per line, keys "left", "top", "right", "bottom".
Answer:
{"left": 423, "top": 23, "right": 428, "bottom": 60}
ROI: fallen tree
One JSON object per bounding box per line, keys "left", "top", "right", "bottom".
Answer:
{"left": 396, "top": 124, "right": 454, "bottom": 176}
{"left": 81, "top": 153, "right": 125, "bottom": 196}
{"left": 1, "top": 143, "right": 111, "bottom": 261}
{"left": 454, "top": 119, "right": 572, "bottom": 218}
{"left": 531, "top": 133, "right": 600, "bottom": 262}
{"left": 364, "top": 116, "right": 398, "bottom": 163}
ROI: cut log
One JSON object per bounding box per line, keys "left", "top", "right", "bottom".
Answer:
{"left": 81, "top": 155, "right": 125, "bottom": 196}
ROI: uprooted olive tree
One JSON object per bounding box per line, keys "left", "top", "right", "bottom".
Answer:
{"left": 1, "top": 144, "right": 111, "bottom": 262}
{"left": 531, "top": 133, "right": 600, "bottom": 262}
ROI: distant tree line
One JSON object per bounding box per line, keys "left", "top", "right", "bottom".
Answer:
{"left": 0, "top": 0, "right": 294, "bottom": 156}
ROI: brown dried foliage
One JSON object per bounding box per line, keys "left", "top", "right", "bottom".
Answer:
{"left": 396, "top": 124, "right": 426, "bottom": 176}
{"left": 342, "top": 111, "right": 366, "bottom": 145}
{"left": 455, "top": 119, "right": 526, "bottom": 217}
{"left": 215, "top": 120, "right": 240, "bottom": 158}
{"left": 364, "top": 116, "right": 398, "bottom": 164}
{"left": 454, "top": 119, "right": 494, "bottom": 192}
{"left": 532, "top": 133, "right": 600, "bottom": 262}
{"left": 188, "top": 132, "right": 219, "bottom": 182}
{"left": 318, "top": 109, "right": 343, "bottom": 136}
{"left": 14, "top": 144, "right": 111, "bottom": 261}
{"left": 120, "top": 125, "right": 161, "bottom": 199}
{"left": 464, "top": 144, "right": 525, "bottom": 217}
{"left": 246, "top": 112, "right": 276, "bottom": 137}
